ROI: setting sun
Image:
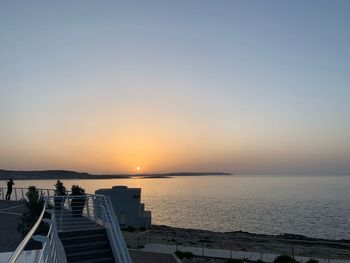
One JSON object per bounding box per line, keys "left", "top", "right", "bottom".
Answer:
{"left": 136, "top": 166, "right": 141, "bottom": 171}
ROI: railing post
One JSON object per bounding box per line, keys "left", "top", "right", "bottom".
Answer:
{"left": 86, "top": 198, "right": 90, "bottom": 220}
{"left": 93, "top": 196, "right": 97, "bottom": 222}
{"left": 59, "top": 197, "right": 64, "bottom": 231}
{"left": 33, "top": 235, "right": 51, "bottom": 263}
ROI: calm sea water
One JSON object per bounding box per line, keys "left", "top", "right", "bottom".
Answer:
{"left": 2, "top": 175, "right": 350, "bottom": 240}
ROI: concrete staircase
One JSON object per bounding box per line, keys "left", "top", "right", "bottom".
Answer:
{"left": 58, "top": 218, "right": 116, "bottom": 263}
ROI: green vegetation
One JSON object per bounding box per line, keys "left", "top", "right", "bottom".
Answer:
{"left": 175, "top": 250, "right": 194, "bottom": 259}
{"left": 124, "top": 226, "right": 136, "bottom": 232}
{"left": 17, "top": 186, "right": 48, "bottom": 237}
{"left": 71, "top": 184, "right": 85, "bottom": 195}
{"left": 54, "top": 180, "right": 67, "bottom": 210}
{"left": 54, "top": 180, "right": 67, "bottom": 196}
{"left": 273, "top": 255, "right": 299, "bottom": 263}
{"left": 227, "top": 258, "right": 249, "bottom": 263}
{"left": 70, "top": 185, "right": 86, "bottom": 217}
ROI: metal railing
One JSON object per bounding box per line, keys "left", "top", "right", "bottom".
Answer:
{"left": 46, "top": 194, "right": 132, "bottom": 263}
{"left": 2, "top": 188, "right": 132, "bottom": 263}
{"left": 34, "top": 210, "right": 67, "bottom": 263}
{"left": 7, "top": 201, "right": 67, "bottom": 263}
{"left": 0, "top": 187, "right": 55, "bottom": 201}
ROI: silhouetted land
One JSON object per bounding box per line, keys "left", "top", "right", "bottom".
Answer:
{"left": 0, "top": 169, "right": 231, "bottom": 180}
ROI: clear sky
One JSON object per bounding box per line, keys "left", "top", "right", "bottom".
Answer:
{"left": 1, "top": 1, "right": 349, "bottom": 174}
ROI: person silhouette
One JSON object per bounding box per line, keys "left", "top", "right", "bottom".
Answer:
{"left": 6, "top": 178, "right": 14, "bottom": 200}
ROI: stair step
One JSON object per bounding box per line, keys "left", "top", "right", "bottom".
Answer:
{"left": 64, "top": 239, "right": 108, "bottom": 248}
{"left": 60, "top": 235, "right": 108, "bottom": 246}
{"left": 60, "top": 226, "right": 103, "bottom": 232}
{"left": 59, "top": 232, "right": 106, "bottom": 240}
{"left": 59, "top": 223, "right": 100, "bottom": 229}
{"left": 58, "top": 221, "right": 116, "bottom": 263}
{"left": 57, "top": 218, "right": 99, "bottom": 222}
{"left": 68, "top": 256, "right": 115, "bottom": 263}
{"left": 59, "top": 227, "right": 106, "bottom": 237}
{"left": 67, "top": 248, "right": 112, "bottom": 261}
{"left": 64, "top": 240, "right": 109, "bottom": 253}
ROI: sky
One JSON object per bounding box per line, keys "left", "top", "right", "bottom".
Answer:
{"left": 1, "top": 1, "right": 350, "bottom": 174}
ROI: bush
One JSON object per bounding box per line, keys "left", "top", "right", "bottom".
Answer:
{"left": 227, "top": 259, "right": 245, "bottom": 263}
{"left": 71, "top": 185, "right": 85, "bottom": 195}
{"left": 54, "top": 180, "right": 67, "bottom": 210}
{"left": 125, "top": 226, "right": 136, "bottom": 232}
{"left": 227, "top": 258, "right": 250, "bottom": 263}
{"left": 70, "top": 185, "right": 86, "bottom": 217}
{"left": 17, "top": 186, "right": 48, "bottom": 237}
{"left": 175, "top": 250, "right": 194, "bottom": 259}
{"left": 54, "top": 180, "right": 67, "bottom": 196}
{"left": 273, "top": 255, "right": 299, "bottom": 263}
{"left": 306, "top": 260, "right": 318, "bottom": 263}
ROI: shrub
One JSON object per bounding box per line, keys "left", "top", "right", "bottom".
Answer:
{"left": 273, "top": 255, "right": 299, "bottom": 263}
{"left": 175, "top": 250, "right": 194, "bottom": 259}
{"left": 306, "top": 259, "right": 318, "bottom": 263}
{"left": 54, "top": 180, "right": 67, "bottom": 196}
{"left": 125, "top": 226, "right": 136, "bottom": 232}
{"left": 227, "top": 259, "right": 247, "bottom": 263}
{"left": 71, "top": 185, "right": 85, "bottom": 195}
{"left": 70, "top": 185, "right": 86, "bottom": 217}
{"left": 17, "top": 186, "right": 48, "bottom": 237}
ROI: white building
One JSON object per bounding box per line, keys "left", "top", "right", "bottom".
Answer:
{"left": 95, "top": 185, "right": 151, "bottom": 228}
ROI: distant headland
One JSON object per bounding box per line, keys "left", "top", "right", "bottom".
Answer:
{"left": 0, "top": 169, "right": 232, "bottom": 180}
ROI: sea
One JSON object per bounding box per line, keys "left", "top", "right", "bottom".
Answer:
{"left": 1, "top": 175, "right": 349, "bottom": 240}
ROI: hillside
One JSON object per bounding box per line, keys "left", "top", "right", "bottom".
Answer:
{"left": 0, "top": 169, "right": 232, "bottom": 180}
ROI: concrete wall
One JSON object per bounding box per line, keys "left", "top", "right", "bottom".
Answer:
{"left": 95, "top": 186, "right": 151, "bottom": 228}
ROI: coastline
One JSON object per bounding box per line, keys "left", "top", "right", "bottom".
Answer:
{"left": 0, "top": 169, "right": 231, "bottom": 180}
{"left": 123, "top": 225, "right": 350, "bottom": 260}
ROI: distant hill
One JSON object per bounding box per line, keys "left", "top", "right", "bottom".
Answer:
{"left": 0, "top": 169, "right": 128, "bottom": 180}
{"left": 0, "top": 169, "right": 232, "bottom": 180}
{"left": 142, "top": 172, "right": 232, "bottom": 176}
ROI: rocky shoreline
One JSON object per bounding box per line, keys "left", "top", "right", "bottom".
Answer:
{"left": 123, "top": 225, "right": 350, "bottom": 260}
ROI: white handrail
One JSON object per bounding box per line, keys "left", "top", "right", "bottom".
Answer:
{"left": 32, "top": 210, "right": 67, "bottom": 263}
{"left": 5, "top": 188, "right": 132, "bottom": 263}
{"left": 98, "top": 195, "right": 132, "bottom": 263}
{"left": 0, "top": 187, "right": 55, "bottom": 201}
{"left": 7, "top": 202, "right": 48, "bottom": 263}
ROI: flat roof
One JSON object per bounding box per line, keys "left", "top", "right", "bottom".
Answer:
{"left": 0, "top": 201, "right": 28, "bottom": 252}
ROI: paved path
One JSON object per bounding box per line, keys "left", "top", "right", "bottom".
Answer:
{"left": 141, "top": 243, "right": 350, "bottom": 263}
{"left": 0, "top": 200, "right": 27, "bottom": 253}
{"left": 0, "top": 250, "right": 41, "bottom": 263}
